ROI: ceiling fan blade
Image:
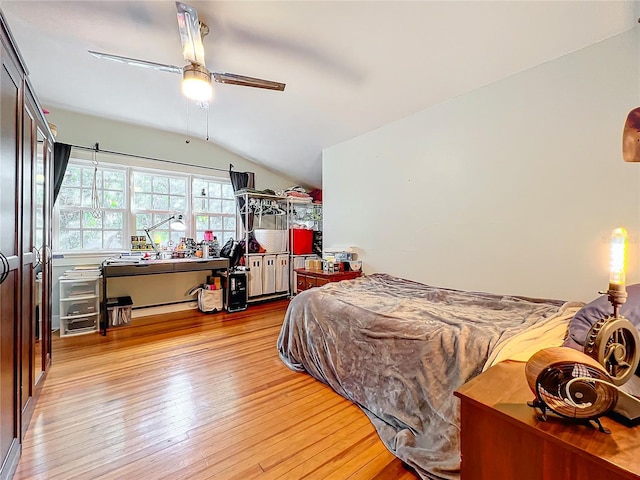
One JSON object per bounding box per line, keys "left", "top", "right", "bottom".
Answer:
{"left": 88, "top": 51, "right": 182, "bottom": 74}
{"left": 212, "top": 72, "right": 285, "bottom": 91}
{"left": 176, "top": 1, "right": 206, "bottom": 67}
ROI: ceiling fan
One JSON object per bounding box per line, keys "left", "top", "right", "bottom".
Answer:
{"left": 88, "top": 1, "right": 285, "bottom": 102}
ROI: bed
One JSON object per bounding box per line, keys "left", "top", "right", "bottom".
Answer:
{"left": 277, "top": 273, "right": 584, "bottom": 480}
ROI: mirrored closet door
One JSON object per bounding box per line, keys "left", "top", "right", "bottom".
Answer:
{"left": 20, "top": 89, "right": 53, "bottom": 433}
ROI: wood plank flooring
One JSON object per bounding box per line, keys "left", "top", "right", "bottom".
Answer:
{"left": 14, "top": 300, "right": 419, "bottom": 480}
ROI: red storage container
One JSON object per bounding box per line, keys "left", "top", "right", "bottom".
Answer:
{"left": 290, "top": 228, "right": 314, "bottom": 255}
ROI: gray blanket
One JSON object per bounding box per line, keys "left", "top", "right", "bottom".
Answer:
{"left": 277, "top": 273, "right": 567, "bottom": 479}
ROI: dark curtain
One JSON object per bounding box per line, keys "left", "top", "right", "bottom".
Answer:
{"left": 53, "top": 142, "right": 72, "bottom": 203}
{"left": 229, "top": 165, "right": 255, "bottom": 232}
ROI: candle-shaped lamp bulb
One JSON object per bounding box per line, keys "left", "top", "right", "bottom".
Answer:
{"left": 608, "top": 227, "right": 628, "bottom": 315}
{"left": 609, "top": 227, "right": 628, "bottom": 289}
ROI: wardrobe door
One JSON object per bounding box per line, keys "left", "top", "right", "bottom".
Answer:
{"left": 20, "top": 94, "right": 35, "bottom": 423}
{"left": 20, "top": 92, "right": 50, "bottom": 432}
{"left": 40, "top": 134, "right": 53, "bottom": 375}
{"left": 0, "top": 34, "right": 22, "bottom": 480}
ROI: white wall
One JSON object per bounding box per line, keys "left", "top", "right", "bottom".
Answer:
{"left": 47, "top": 109, "right": 297, "bottom": 325}
{"left": 47, "top": 108, "right": 297, "bottom": 190}
{"left": 324, "top": 28, "right": 640, "bottom": 302}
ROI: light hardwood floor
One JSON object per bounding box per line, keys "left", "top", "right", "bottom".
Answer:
{"left": 14, "top": 300, "right": 419, "bottom": 480}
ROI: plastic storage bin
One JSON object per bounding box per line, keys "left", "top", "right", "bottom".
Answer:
{"left": 290, "top": 229, "right": 313, "bottom": 255}
{"left": 59, "top": 275, "right": 101, "bottom": 337}
{"left": 60, "top": 279, "right": 98, "bottom": 298}
{"left": 62, "top": 317, "right": 99, "bottom": 335}
{"left": 64, "top": 299, "right": 96, "bottom": 317}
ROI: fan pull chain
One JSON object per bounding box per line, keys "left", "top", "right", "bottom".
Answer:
{"left": 90, "top": 148, "right": 101, "bottom": 218}
{"left": 185, "top": 98, "right": 191, "bottom": 144}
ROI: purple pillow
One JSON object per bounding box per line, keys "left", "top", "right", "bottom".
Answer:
{"left": 563, "top": 283, "right": 640, "bottom": 350}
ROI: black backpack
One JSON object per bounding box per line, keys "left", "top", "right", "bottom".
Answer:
{"left": 219, "top": 238, "right": 244, "bottom": 267}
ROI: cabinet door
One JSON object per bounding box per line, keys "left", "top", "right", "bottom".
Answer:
{"left": 248, "top": 256, "right": 263, "bottom": 297}
{"left": 262, "top": 255, "right": 276, "bottom": 295}
{"left": 0, "top": 37, "right": 22, "bottom": 478}
{"left": 275, "top": 254, "right": 289, "bottom": 293}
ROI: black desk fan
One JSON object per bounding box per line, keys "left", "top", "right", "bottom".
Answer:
{"left": 525, "top": 326, "right": 640, "bottom": 433}
{"left": 526, "top": 227, "right": 640, "bottom": 431}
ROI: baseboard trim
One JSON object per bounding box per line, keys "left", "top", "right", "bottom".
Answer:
{"left": 132, "top": 302, "right": 198, "bottom": 318}
{"left": 0, "top": 439, "right": 20, "bottom": 480}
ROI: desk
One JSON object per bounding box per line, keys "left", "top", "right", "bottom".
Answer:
{"left": 101, "top": 257, "right": 229, "bottom": 335}
{"left": 454, "top": 361, "right": 640, "bottom": 480}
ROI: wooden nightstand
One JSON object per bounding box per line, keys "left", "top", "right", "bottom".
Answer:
{"left": 294, "top": 268, "right": 362, "bottom": 293}
{"left": 454, "top": 361, "right": 640, "bottom": 480}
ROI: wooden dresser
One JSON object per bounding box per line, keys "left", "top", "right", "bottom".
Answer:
{"left": 294, "top": 268, "right": 362, "bottom": 293}
{"left": 454, "top": 361, "right": 640, "bottom": 480}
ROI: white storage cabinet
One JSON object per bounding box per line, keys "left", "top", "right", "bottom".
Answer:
{"left": 59, "top": 276, "right": 101, "bottom": 336}
{"left": 236, "top": 191, "right": 291, "bottom": 301}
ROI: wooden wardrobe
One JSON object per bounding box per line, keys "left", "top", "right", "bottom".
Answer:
{"left": 0, "top": 10, "right": 54, "bottom": 480}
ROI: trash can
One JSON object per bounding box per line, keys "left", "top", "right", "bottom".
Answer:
{"left": 107, "top": 296, "right": 133, "bottom": 327}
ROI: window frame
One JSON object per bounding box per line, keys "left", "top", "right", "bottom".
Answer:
{"left": 191, "top": 175, "right": 237, "bottom": 245}
{"left": 53, "top": 159, "right": 129, "bottom": 253}
{"left": 53, "top": 157, "right": 235, "bottom": 255}
{"left": 131, "top": 167, "right": 191, "bottom": 248}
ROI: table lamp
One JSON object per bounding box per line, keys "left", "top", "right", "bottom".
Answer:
{"left": 605, "top": 227, "right": 628, "bottom": 317}
{"left": 144, "top": 214, "right": 187, "bottom": 256}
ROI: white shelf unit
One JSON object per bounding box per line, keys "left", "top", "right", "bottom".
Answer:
{"left": 288, "top": 201, "right": 322, "bottom": 294}
{"left": 288, "top": 201, "right": 322, "bottom": 258}
{"left": 59, "top": 276, "right": 101, "bottom": 336}
{"left": 236, "top": 192, "right": 290, "bottom": 302}
{"left": 288, "top": 201, "right": 322, "bottom": 231}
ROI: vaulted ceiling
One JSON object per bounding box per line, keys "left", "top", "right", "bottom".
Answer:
{"left": 2, "top": 1, "right": 637, "bottom": 187}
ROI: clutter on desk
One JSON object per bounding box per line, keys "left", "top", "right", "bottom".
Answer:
{"left": 130, "top": 235, "right": 153, "bottom": 251}
{"left": 128, "top": 231, "right": 225, "bottom": 260}
{"left": 196, "top": 231, "right": 220, "bottom": 259}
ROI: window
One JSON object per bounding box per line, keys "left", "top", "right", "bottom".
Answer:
{"left": 133, "top": 171, "right": 188, "bottom": 247}
{"left": 192, "top": 177, "right": 236, "bottom": 245}
{"left": 54, "top": 158, "right": 235, "bottom": 253}
{"left": 56, "top": 162, "right": 127, "bottom": 250}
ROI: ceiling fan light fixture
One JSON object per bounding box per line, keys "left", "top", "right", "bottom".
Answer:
{"left": 182, "top": 63, "right": 212, "bottom": 101}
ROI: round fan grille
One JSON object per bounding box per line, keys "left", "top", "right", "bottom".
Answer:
{"left": 536, "top": 362, "right": 618, "bottom": 419}
{"left": 584, "top": 316, "right": 640, "bottom": 386}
